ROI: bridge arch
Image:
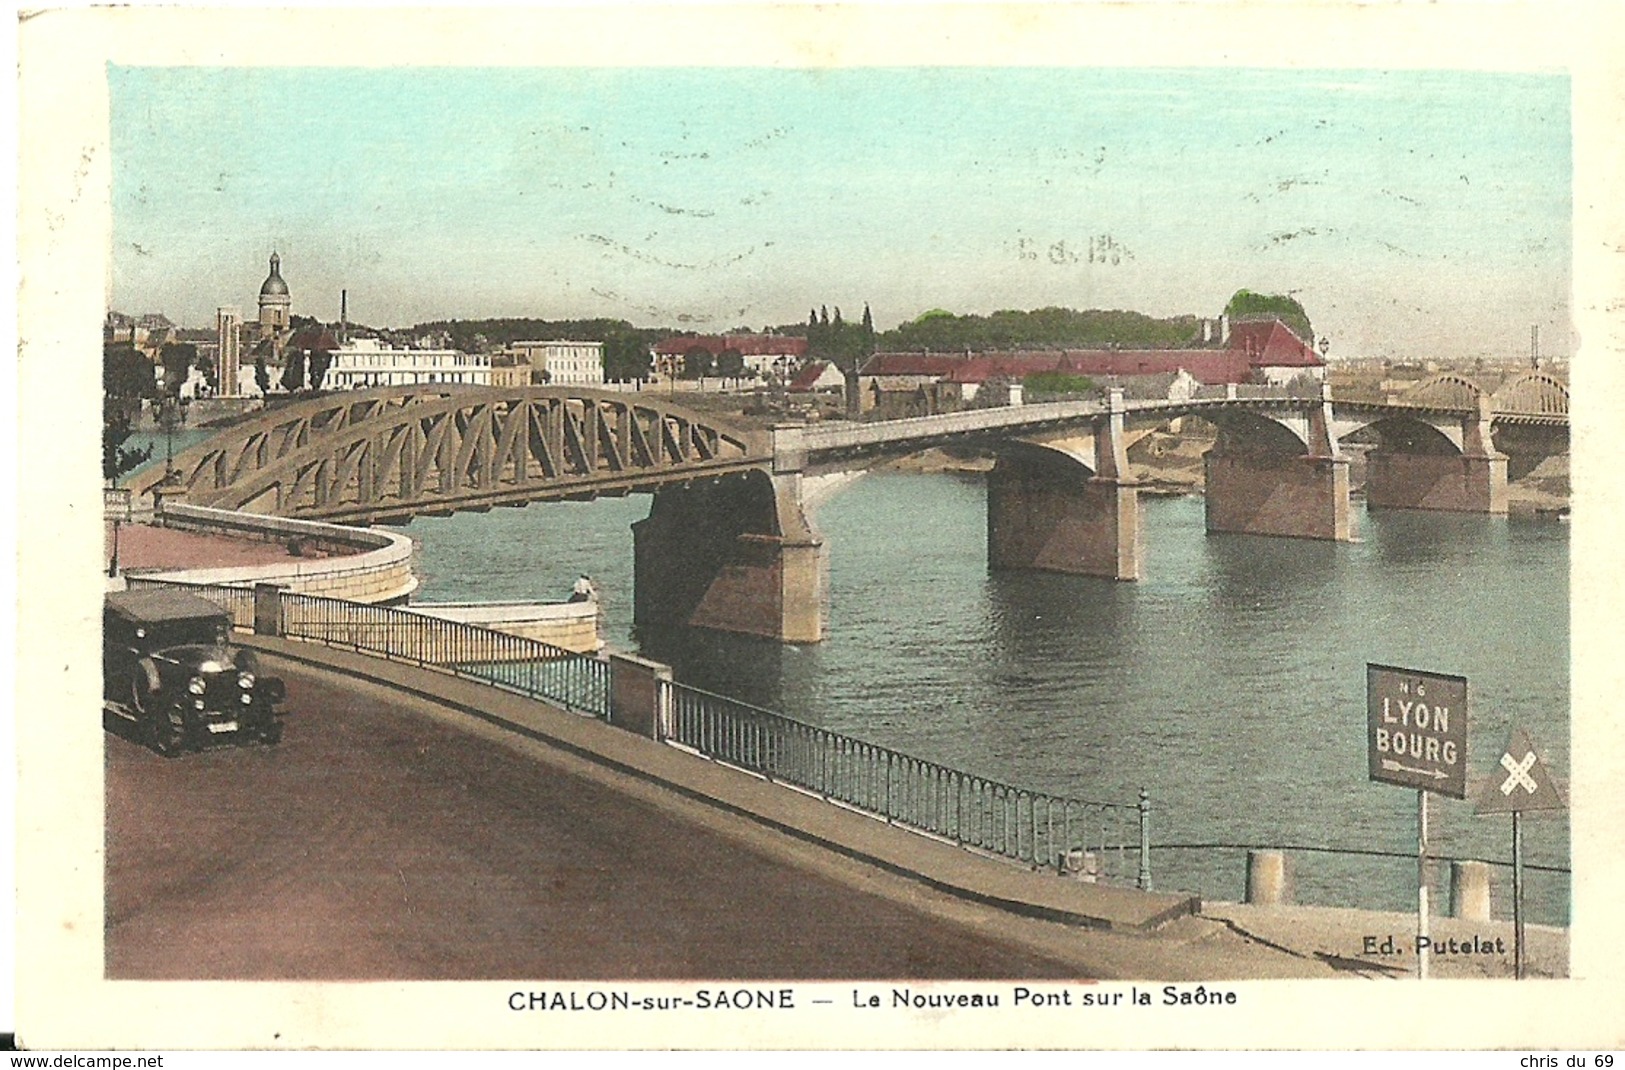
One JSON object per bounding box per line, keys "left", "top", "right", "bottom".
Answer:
{"left": 1401, "top": 373, "right": 1486, "bottom": 409}
{"left": 135, "top": 386, "right": 770, "bottom": 523}
{"left": 1335, "top": 413, "right": 1467, "bottom": 456}
{"left": 1199, "top": 409, "right": 1318, "bottom": 456}
{"left": 1492, "top": 372, "right": 1569, "bottom": 417}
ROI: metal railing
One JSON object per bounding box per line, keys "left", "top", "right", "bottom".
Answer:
{"left": 121, "top": 577, "right": 1146, "bottom": 883}
{"left": 122, "top": 577, "right": 609, "bottom": 717}
{"left": 662, "top": 680, "right": 1150, "bottom": 886}
{"left": 127, "top": 576, "right": 257, "bottom": 627}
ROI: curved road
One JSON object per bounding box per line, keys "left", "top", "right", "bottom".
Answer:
{"left": 106, "top": 661, "right": 1093, "bottom": 981}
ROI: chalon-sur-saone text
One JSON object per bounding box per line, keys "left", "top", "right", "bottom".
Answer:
{"left": 509, "top": 985, "right": 1238, "bottom": 1013}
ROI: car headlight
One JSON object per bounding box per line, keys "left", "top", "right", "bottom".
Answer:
{"left": 240, "top": 693, "right": 253, "bottom": 705}
{"left": 187, "top": 676, "right": 207, "bottom": 695}
{"left": 238, "top": 672, "right": 256, "bottom": 689}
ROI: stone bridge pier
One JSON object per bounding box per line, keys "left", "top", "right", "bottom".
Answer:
{"left": 1363, "top": 396, "right": 1508, "bottom": 514}
{"left": 632, "top": 465, "right": 824, "bottom": 644}
{"left": 986, "top": 389, "right": 1141, "bottom": 579}
{"left": 1203, "top": 387, "right": 1353, "bottom": 541}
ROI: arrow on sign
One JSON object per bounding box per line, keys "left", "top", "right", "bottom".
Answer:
{"left": 1500, "top": 751, "right": 1538, "bottom": 795}
{"left": 1382, "top": 760, "right": 1449, "bottom": 780}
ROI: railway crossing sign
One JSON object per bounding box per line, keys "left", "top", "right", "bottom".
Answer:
{"left": 1367, "top": 664, "right": 1469, "bottom": 799}
{"left": 1473, "top": 726, "right": 1563, "bottom": 980}
{"left": 1475, "top": 727, "right": 1565, "bottom": 814}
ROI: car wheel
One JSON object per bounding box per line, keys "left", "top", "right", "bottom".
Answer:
{"left": 150, "top": 705, "right": 188, "bottom": 758}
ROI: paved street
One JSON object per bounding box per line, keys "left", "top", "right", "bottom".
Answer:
{"left": 105, "top": 663, "right": 1094, "bottom": 981}
{"left": 107, "top": 521, "right": 341, "bottom": 571}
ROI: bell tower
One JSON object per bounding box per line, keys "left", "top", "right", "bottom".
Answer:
{"left": 257, "top": 252, "right": 291, "bottom": 331}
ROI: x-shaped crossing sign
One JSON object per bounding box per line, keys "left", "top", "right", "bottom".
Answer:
{"left": 1499, "top": 750, "right": 1538, "bottom": 795}
{"left": 1476, "top": 727, "right": 1565, "bottom": 814}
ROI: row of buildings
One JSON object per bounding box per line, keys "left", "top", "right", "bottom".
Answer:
{"left": 785, "top": 317, "right": 1327, "bottom": 415}
{"left": 117, "top": 253, "right": 1326, "bottom": 404}
{"left": 209, "top": 255, "right": 610, "bottom": 396}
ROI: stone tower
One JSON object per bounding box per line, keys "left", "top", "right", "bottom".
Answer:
{"left": 257, "top": 252, "right": 291, "bottom": 331}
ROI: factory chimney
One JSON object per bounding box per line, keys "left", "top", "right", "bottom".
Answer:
{"left": 341, "top": 289, "right": 348, "bottom": 344}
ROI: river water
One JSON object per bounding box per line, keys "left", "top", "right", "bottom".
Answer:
{"left": 399, "top": 473, "right": 1570, "bottom": 925}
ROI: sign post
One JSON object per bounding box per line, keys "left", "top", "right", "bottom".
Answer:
{"left": 1475, "top": 727, "right": 1565, "bottom": 979}
{"left": 1367, "top": 664, "right": 1468, "bottom": 980}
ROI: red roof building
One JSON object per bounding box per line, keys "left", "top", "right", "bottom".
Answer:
{"left": 1226, "top": 318, "right": 1321, "bottom": 370}
{"left": 860, "top": 318, "right": 1323, "bottom": 395}
{"left": 786, "top": 360, "right": 846, "bottom": 393}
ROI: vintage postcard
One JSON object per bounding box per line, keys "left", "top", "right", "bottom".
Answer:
{"left": 13, "top": 1, "right": 1625, "bottom": 1052}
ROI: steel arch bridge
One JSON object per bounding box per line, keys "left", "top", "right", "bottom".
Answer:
{"left": 1400, "top": 371, "right": 1568, "bottom": 424}
{"left": 130, "top": 386, "right": 772, "bottom": 523}
{"left": 1491, "top": 372, "right": 1569, "bottom": 419}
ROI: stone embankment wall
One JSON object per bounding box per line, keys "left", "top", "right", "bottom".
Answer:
{"left": 128, "top": 501, "right": 600, "bottom": 650}
{"left": 147, "top": 502, "right": 418, "bottom": 603}
{"left": 406, "top": 601, "right": 602, "bottom": 655}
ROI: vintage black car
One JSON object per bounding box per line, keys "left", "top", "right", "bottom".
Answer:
{"left": 104, "top": 588, "right": 287, "bottom": 756}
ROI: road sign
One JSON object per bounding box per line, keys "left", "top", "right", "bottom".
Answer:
{"left": 1473, "top": 727, "right": 1563, "bottom": 980}
{"left": 1475, "top": 727, "right": 1565, "bottom": 814}
{"left": 1368, "top": 663, "right": 1468, "bottom": 799}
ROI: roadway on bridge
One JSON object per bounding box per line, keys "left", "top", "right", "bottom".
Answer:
{"left": 106, "top": 663, "right": 1107, "bottom": 981}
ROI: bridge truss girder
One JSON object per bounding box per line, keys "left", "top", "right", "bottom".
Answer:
{"left": 145, "top": 387, "right": 769, "bottom": 523}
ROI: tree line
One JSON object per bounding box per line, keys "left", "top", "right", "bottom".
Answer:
{"left": 875, "top": 306, "right": 1205, "bottom": 354}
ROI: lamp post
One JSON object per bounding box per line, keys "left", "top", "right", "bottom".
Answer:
{"left": 155, "top": 394, "right": 190, "bottom": 485}
{"left": 772, "top": 356, "right": 790, "bottom": 411}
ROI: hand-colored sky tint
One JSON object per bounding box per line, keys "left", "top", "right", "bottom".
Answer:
{"left": 109, "top": 65, "right": 1570, "bottom": 359}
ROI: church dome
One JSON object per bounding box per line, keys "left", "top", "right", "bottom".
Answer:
{"left": 259, "top": 253, "right": 290, "bottom": 298}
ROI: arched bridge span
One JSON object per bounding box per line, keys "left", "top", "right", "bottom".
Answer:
{"left": 132, "top": 386, "right": 772, "bottom": 523}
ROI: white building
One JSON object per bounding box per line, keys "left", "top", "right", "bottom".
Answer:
{"left": 507, "top": 340, "right": 605, "bottom": 386}
{"left": 324, "top": 338, "right": 492, "bottom": 389}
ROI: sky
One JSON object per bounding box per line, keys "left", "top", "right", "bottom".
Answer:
{"left": 108, "top": 66, "right": 1572, "bottom": 360}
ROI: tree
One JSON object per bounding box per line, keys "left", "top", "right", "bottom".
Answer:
{"left": 878, "top": 306, "right": 1197, "bottom": 353}
{"left": 105, "top": 342, "right": 158, "bottom": 402}
{"left": 682, "top": 346, "right": 715, "bottom": 379}
{"left": 102, "top": 404, "right": 151, "bottom": 484}
{"left": 308, "top": 351, "right": 332, "bottom": 390}
{"left": 1022, "top": 370, "right": 1097, "bottom": 399}
{"left": 603, "top": 329, "right": 653, "bottom": 381}
{"left": 160, "top": 342, "right": 197, "bottom": 398}
{"left": 716, "top": 348, "right": 745, "bottom": 379}
{"left": 254, "top": 357, "right": 271, "bottom": 396}
{"left": 280, "top": 350, "right": 306, "bottom": 392}
{"left": 103, "top": 342, "right": 157, "bottom": 484}
{"left": 1223, "top": 289, "right": 1314, "bottom": 345}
